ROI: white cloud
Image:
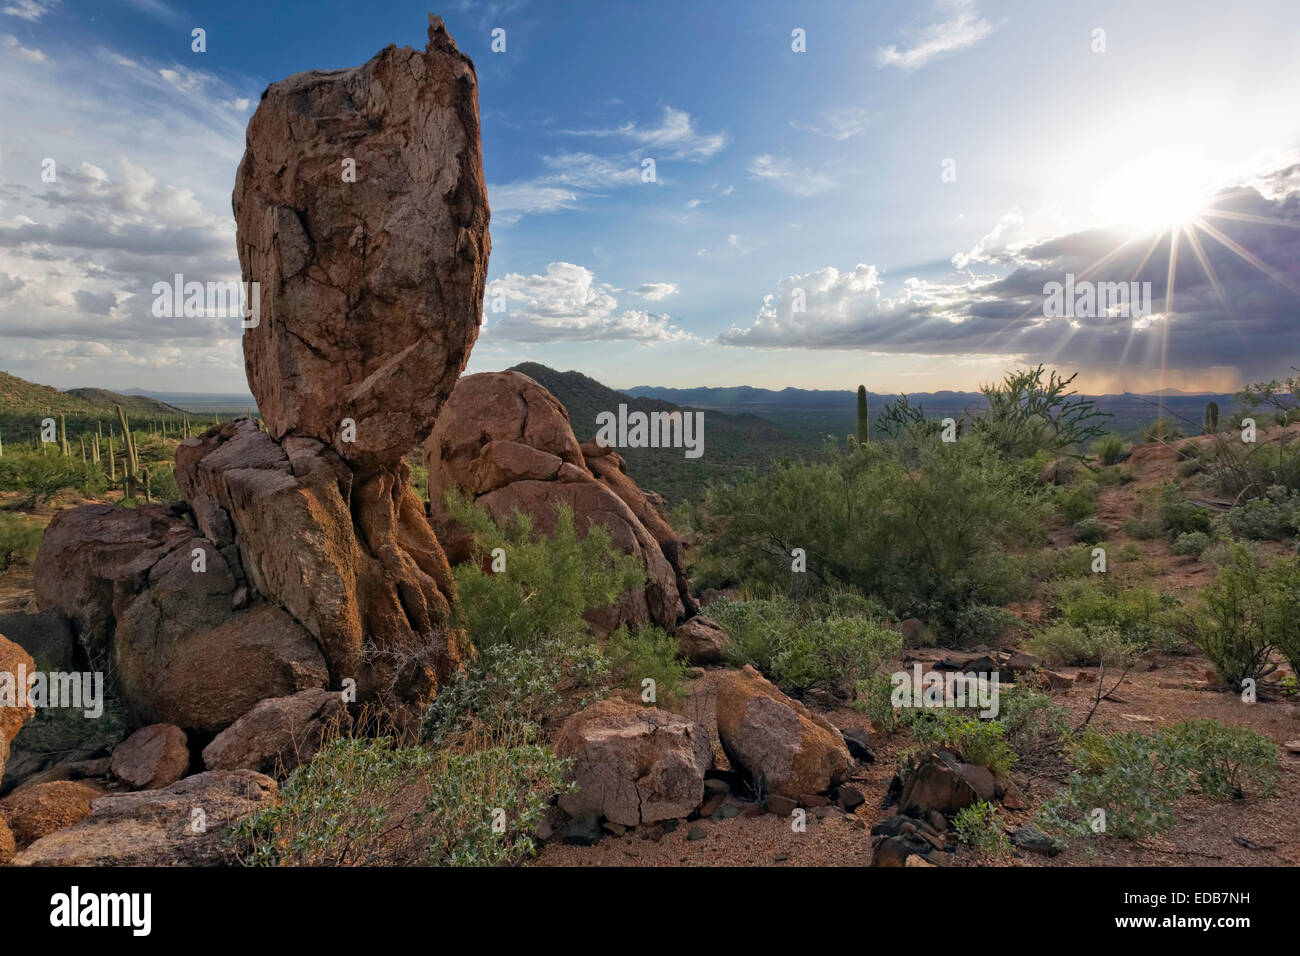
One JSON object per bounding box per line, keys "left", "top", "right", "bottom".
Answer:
{"left": 790, "top": 106, "right": 880, "bottom": 141}
{"left": 2, "top": 0, "right": 55, "bottom": 21}
{"left": 875, "top": 0, "right": 994, "bottom": 72}
{"left": 3, "top": 33, "right": 46, "bottom": 62}
{"left": 632, "top": 282, "right": 678, "bottom": 301}
{"left": 563, "top": 107, "right": 727, "bottom": 162}
{"left": 484, "top": 262, "right": 690, "bottom": 343}
{"left": 747, "top": 154, "right": 837, "bottom": 197}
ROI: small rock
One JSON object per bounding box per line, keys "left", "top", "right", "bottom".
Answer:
{"left": 687, "top": 826, "right": 707, "bottom": 841}
{"left": 1121, "top": 713, "right": 1155, "bottom": 723}
{"left": 767, "top": 794, "right": 798, "bottom": 817}
{"left": 601, "top": 820, "right": 627, "bottom": 837}
{"left": 1282, "top": 740, "right": 1300, "bottom": 755}
{"left": 799, "top": 793, "right": 830, "bottom": 808}
{"left": 674, "top": 616, "right": 728, "bottom": 664}
{"left": 562, "top": 814, "right": 602, "bottom": 847}
{"left": 836, "top": 785, "right": 866, "bottom": 812}
{"left": 928, "top": 810, "right": 948, "bottom": 832}
{"left": 905, "top": 854, "right": 937, "bottom": 867}
{"left": 842, "top": 727, "right": 876, "bottom": 763}
{"left": 1010, "top": 824, "right": 1059, "bottom": 857}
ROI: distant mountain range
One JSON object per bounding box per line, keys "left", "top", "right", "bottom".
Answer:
{"left": 1, "top": 365, "right": 1247, "bottom": 503}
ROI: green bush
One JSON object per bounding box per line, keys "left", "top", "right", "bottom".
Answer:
{"left": 0, "top": 513, "right": 43, "bottom": 571}
{"left": 1122, "top": 516, "right": 1160, "bottom": 540}
{"left": 711, "top": 596, "right": 901, "bottom": 699}
{"left": 1141, "top": 418, "right": 1184, "bottom": 443}
{"left": 1225, "top": 485, "right": 1300, "bottom": 540}
{"left": 445, "top": 494, "right": 645, "bottom": 652}
{"left": 422, "top": 638, "right": 609, "bottom": 747}
{"left": 1170, "top": 531, "right": 1211, "bottom": 558}
{"left": 693, "top": 434, "right": 1047, "bottom": 636}
{"left": 1056, "top": 483, "right": 1098, "bottom": 523}
{"left": 1159, "top": 719, "right": 1280, "bottom": 800}
{"left": 1027, "top": 623, "right": 1142, "bottom": 668}
{"left": 901, "top": 710, "right": 1017, "bottom": 776}
{"left": 1092, "top": 434, "right": 1125, "bottom": 466}
{"left": 1191, "top": 546, "right": 1283, "bottom": 689}
{"left": 233, "top": 737, "right": 567, "bottom": 866}
{"left": 607, "top": 625, "right": 687, "bottom": 706}
{"left": 1158, "top": 482, "right": 1212, "bottom": 538}
{"left": 1072, "top": 517, "right": 1108, "bottom": 544}
{"left": 1037, "top": 720, "right": 1279, "bottom": 845}
{"left": 952, "top": 801, "right": 1010, "bottom": 855}
{"left": 994, "top": 686, "right": 1072, "bottom": 760}
{"left": 1051, "top": 579, "right": 1181, "bottom": 653}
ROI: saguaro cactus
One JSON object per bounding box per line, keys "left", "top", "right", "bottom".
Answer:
{"left": 115, "top": 404, "right": 139, "bottom": 498}
{"left": 1204, "top": 401, "right": 1220, "bottom": 433}
{"left": 856, "top": 385, "right": 870, "bottom": 444}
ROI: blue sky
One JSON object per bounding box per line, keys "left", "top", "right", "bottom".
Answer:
{"left": 2, "top": 0, "right": 1300, "bottom": 394}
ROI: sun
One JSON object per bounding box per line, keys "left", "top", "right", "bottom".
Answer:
{"left": 1092, "top": 151, "right": 1217, "bottom": 234}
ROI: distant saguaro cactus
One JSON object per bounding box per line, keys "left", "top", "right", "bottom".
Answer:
{"left": 856, "top": 385, "right": 870, "bottom": 444}
{"left": 115, "top": 404, "right": 139, "bottom": 498}
{"left": 1204, "top": 401, "right": 1220, "bottom": 433}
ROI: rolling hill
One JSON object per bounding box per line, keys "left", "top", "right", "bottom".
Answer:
{"left": 0, "top": 371, "right": 189, "bottom": 446}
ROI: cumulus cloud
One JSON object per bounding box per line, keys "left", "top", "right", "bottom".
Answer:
{"left": 875, "top": 0, "right": 994, "bottom": 71}
{"left": 719, "top": 163, "right": 1300, "bottom": 382}
{"left": 483, "top": 262, "right": 690, "bottom": 344}
{"left": 747, "top": 154, "right": 837, "bottom": 197}
{"left": 0, "top": 34, "right": 257, "bottom": 386}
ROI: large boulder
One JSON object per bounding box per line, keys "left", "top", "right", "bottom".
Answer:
{"left": 0, "top": 780, "right": 102, "bottom": 847}
{"left": 233, "top": 15, "right": 490, "bottom": 470}
{"left": 109, "top": 724, "right": 191, "bottom": 791}
{"left": 426, "top": 371, "right": 688, "bottom": 632}
{"left": 674, "top": 615, "right": 728, "bottom": 664}
{"left": 0, "top": 609, "right": 77, "bottom": 671}
{"left": 11, "top": 770, "right": 277, "bottom": 866}
{"left": 203, "top": 688, "right": 350, "bottom": 775}
{"left": 555, "top": 698, "right": 710, "bottom": 827}
{"left": 175, "top": 419, "right": 462, "bottom": 715}
{"left": 0, "top": 634, "right": 36, "bottom": 785}
{"left": 708, "top": 666, "right": 854, "bottom": 799}
{"left": 35, "top": 500, "right": 330, "bottom": 734}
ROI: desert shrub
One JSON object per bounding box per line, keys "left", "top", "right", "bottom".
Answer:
{"left": 1037, "top": 720, "right": 1279, "bottom": 845}
{"left": 995, "top": 686, "right": 1072, "bottom": 760}
{"left": 1027, "top": 623, "right": 1142, "bottom": 668}
{"left": 949, "top": 603, "right": 1022, "bottom": 645}
{"left": 1191, "top": 546, "right": 1284, "bottom": 689}
{"left": 606, "top": 625, "right": 687, "bottom": 706}
{"left": 1157, "top": 482, "right": 1212, "bottom": 538}
{"left": 1037, "top": 729, "right": 1186, "bottom": 842}
{"left": 853, "top": 672, "right": 899, "bottom": 733}
{"left": 952, "top": 801, "right": 1010, "bottom": 855}
{"left": 1072, "top": 517, "right": 1108, "bottom": 544}
{"left": 445, "top": 494, "right": 645, "bottom": 652}
{"left": 1170, "top": 531, "right": 1210, "bottom": 557}
{"left": 1122, "top": 516, "right": 1160, "bottom": 540}
{"left": 422, "top": 495, "right": 641, "bottom": 745}
{"left": 693, "top": 434, "right": 1046, "bottom": 637}
{"left": 711, "top": 596, "right": 900, "bottom": 699}
{"left": 0, "top": 449, "right": 87, "bottom": 504}
{"left": 1092, "top": 434, "right": 1125, "bottom": 466}
{"left": 233, "top": 737, "right": 567, "bottom": 866}
{"left": 1052, "top": 579, "right": 1181, "bottom": 653}
{"left": 1042, "top": 542, "right": 1099, "bottom": 579}
{"left": 0, "top": 513, "right": 43, "bottom": 571}
{"left": 1225, "top": 485, "right": 1300, "bottom": 540}
{"left": 1159, "top": 719, "right": 1280, "bottom": 799}
{"left": 1116, "top": 542, "right": 1142, "bottom": 562}
{"left": 968, "top": 366, "right": 1110, "bottom": 461}
{"left": 422, "top": 639, "right": 609, "bottom": 747}
{"left": 1141, "top": 418, "right": 1184, "bottom": 443}
{"left": 1056, "top": 483, "right": 1098, "bottom": 523}
{"left": 901, "top": 710, "right": 1016, "bottom": 776}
